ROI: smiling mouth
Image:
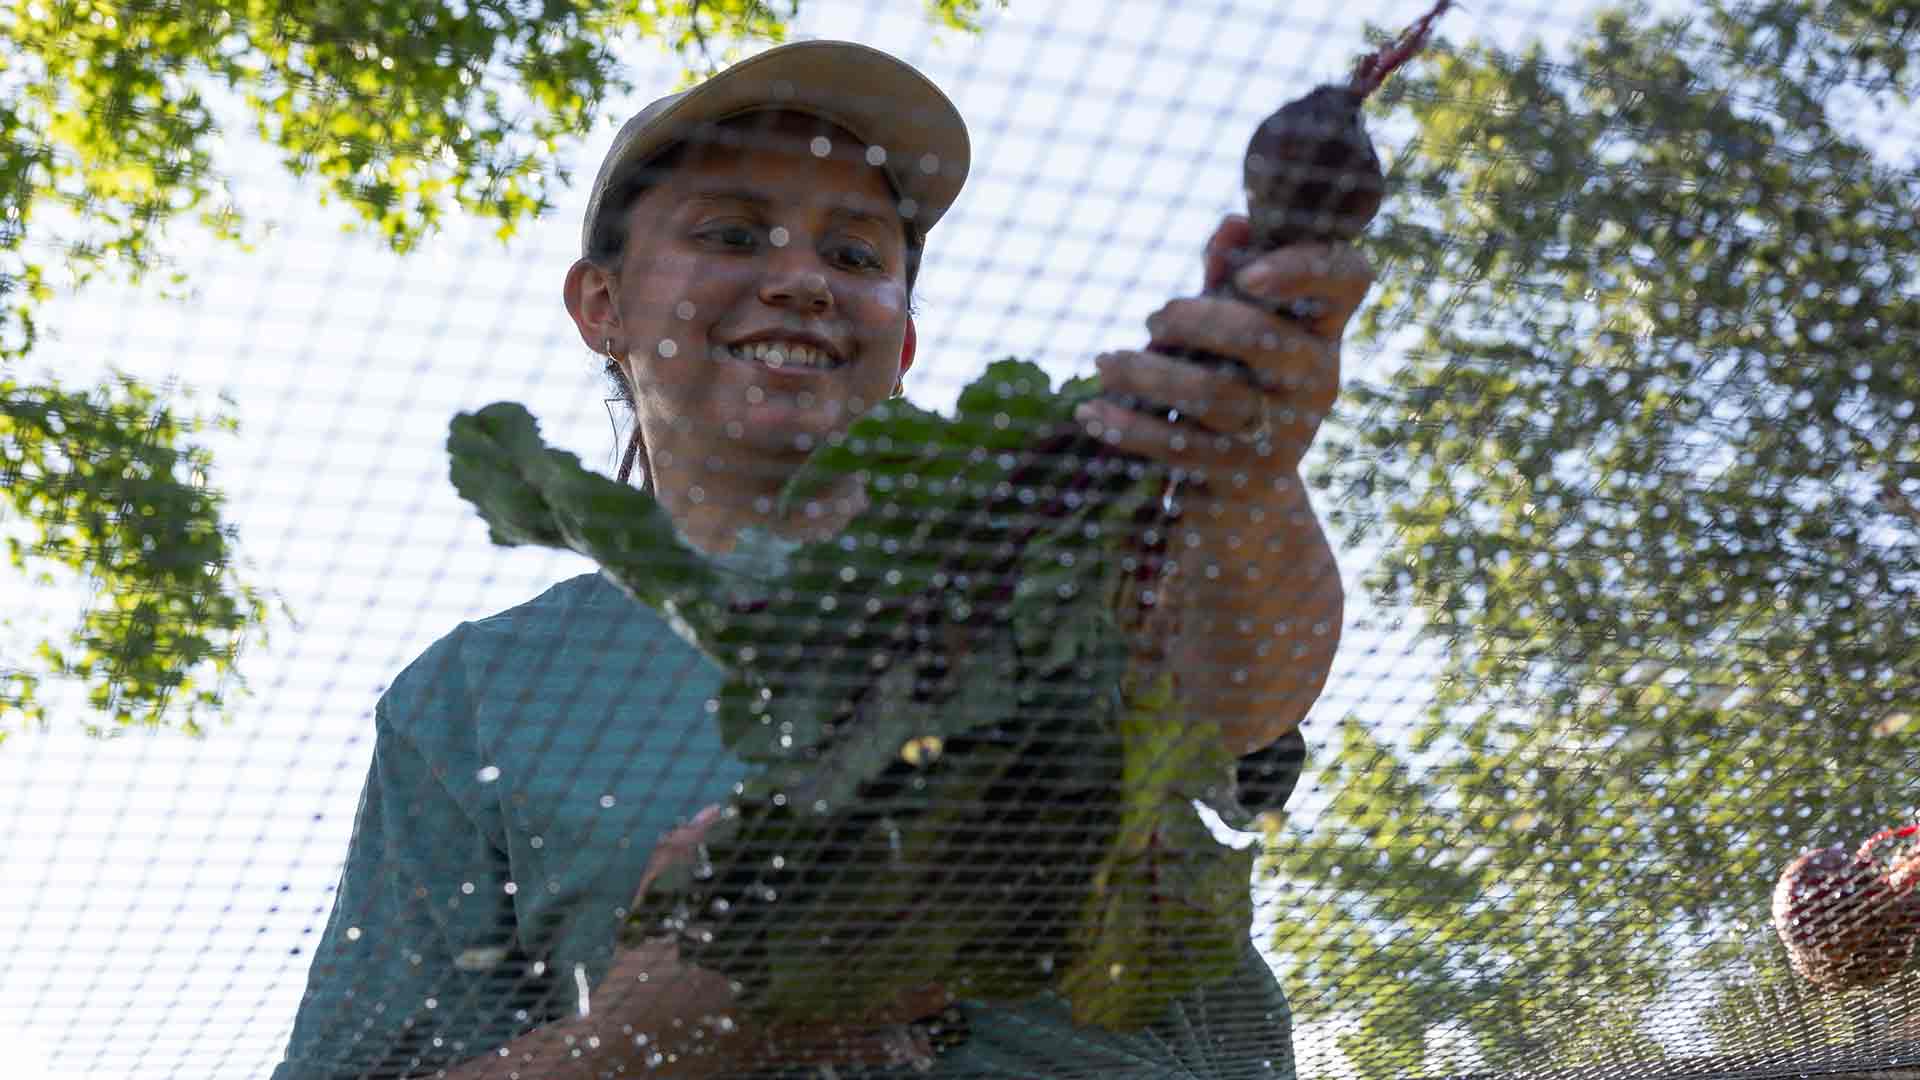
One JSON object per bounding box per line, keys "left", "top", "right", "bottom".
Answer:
{"left": 724, "top": 341, "right": 844, "bottom": 371}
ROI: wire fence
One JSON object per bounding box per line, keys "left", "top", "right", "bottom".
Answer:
{"left": 1, "top": 0, "right": 1917, "bottom": 1077}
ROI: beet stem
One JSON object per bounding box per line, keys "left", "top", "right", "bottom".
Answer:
{"left": 1349, "top": 0, "right": 1454, "bottom": 98}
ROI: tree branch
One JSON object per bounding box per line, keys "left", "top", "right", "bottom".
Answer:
{"left": 686, "top": 0, "right": 721, "bottom": 76}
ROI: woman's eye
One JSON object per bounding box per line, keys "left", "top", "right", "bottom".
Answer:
{"left": 830, "top": 241, "right": 884, "bottom": 271}
{"left": 698, "top": 224, "right": 758, "bottom": 250}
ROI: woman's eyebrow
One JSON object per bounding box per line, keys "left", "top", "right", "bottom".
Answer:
{"left": 685, "top": 185, "right": 772, "bottom": 209}
{"left": 826, "top": 203, "right": 893, "bottom": 231}
{"left": 685, "top": 186, "right": 893, "bottom": 230}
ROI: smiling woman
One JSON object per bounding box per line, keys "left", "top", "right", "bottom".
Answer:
{"left": 272, "top": 36, "right": 1348, "bottom": 1080}
{"left": 564, "top": 111, "right": 920, "bottom": 552}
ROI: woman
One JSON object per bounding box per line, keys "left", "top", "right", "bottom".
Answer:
{"left": 274, "top": 40, "right": 1370, "bottom": 1079}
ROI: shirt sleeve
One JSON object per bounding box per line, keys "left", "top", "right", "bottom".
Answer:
{"left": 1234, "top": 728, "right": 1307, "bottom": 815}
{"left": 1198, "top": 729, "right": 1309, "bottom": 830}
{"left": 272, "top": 636, "right": 564, "bottom": 1080}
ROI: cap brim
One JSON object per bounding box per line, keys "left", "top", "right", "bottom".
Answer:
{"left": 582, "top": 40, "right": 971, "bottom": 255}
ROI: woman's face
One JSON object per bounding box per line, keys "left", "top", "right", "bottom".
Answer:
{"left": 573, "top": 111, "right": 913, "bottom": 497}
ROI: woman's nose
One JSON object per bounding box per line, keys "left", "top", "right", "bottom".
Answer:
{"left": 758, "top": 255, "right": 834, "bottom": 313}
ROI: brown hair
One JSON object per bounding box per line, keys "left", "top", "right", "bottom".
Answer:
{"left": 583, "top": 121, "right": 926, "bottom": 491}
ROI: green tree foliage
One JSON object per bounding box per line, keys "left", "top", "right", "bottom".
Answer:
{"left": 0, "top": 0, "right": 997, "bottom": 735}
{"left": 1, "top": 376, "right": 266, "bottom": 738}
{"left": 0, "top": 0, "right": 1000, "bottom": 352}
{"left": 1269, "top": 0, "right": 1920, "bottom": 1069}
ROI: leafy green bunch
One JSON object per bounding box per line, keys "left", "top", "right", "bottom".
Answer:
{"left": 448, "top": 359, "right": 1254, "bottom": 1030}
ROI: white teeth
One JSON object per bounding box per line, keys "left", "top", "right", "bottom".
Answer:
{"left": 731, "top": 341, "right": 836, "bottom": 369}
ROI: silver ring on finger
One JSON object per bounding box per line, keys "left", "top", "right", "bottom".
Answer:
{"left": 1236, "top": 394, "right": 1274, "bottom": 447}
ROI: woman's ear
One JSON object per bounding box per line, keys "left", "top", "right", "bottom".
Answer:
{"left": 564, "top": 258, "right": 621, "bottom": 351}
{"left": 898, "top": 316, "right": 917, "bottom": 378}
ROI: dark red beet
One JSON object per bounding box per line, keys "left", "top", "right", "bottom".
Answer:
{"left": 1241, "top": 84, "right": 1384, "bottom": 256}
{"left": 1170, "top": 0, "right": 1449, "bottom": 376}
{"left": 1242, "top": 0, "right": 1448, "bottom": 252}
{"left": 1773, "top": 825, "right": 1920, "bottom": 991}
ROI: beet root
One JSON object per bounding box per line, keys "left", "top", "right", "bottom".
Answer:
{"left": 1773, "top": 832, "right": 1920, "bottom": 991}
{"left": 1162, "top": 0, "right": 1446, "bottom": 392}
{"left": 1238, "top": 0, "right": 1448, "bottom": 259}
{"left": 1241, "top": 85, "right": 1384, "bottom": 255}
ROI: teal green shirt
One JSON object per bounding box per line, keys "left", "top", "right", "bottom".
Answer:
{"left": 274, "top": 574, "right": 1303, "bottom": 1079}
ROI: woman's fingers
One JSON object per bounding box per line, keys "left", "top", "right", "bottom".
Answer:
{"left": 1094, "top": 350, "right": 1265, "bottom": 435}
{"left": 1077, "top": 396, "right": 1270, "bottom": 474}
{"left": 1231, "top": 242, "right": 1375, "bottom": 339}
{"left": 1144, "top": 296, "right": 1339, "bottom": 409}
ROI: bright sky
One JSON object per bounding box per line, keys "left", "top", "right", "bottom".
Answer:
{"left": 0, "top": 1, "right": 1702, "bottom": 1076}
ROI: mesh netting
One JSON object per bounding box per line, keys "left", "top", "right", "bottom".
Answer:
{"left": 2, "top": 0, "right": 1918, "bottom": 1077}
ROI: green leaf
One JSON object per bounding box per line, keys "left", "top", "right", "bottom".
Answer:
{"left": 1058, "top": 671, "right": 1252, "bottom": 1030}
{"left": 448, "top": 402, "right": 724, "bottom": 615}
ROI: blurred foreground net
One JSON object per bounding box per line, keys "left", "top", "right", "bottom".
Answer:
{"left": 2, "top": 0, "right": 1918, "bottom": 1077}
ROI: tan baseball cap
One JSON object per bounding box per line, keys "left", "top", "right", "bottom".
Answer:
{"left": 580, "top": 39, "right": 972, "bottom": 256}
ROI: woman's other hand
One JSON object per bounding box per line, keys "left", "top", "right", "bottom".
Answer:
{"left": 596, "top": 804, "right": 947, "bottom": 1075}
